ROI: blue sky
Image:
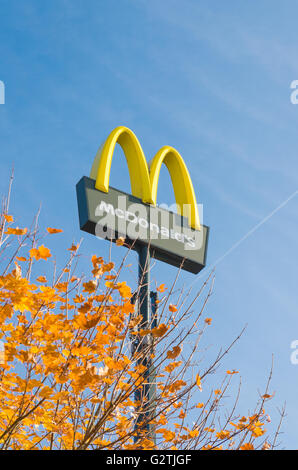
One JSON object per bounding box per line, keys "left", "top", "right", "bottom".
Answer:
{"left": 1, "top": 0, "right": 298, "bottom": 448}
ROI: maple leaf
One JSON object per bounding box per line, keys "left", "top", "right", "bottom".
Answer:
{"left": 83, "top": 280, "right": 97, "bottom": 293}
{"left": 196, "top": 374, "right": 202, "bottom": 392}
{"left": 13, "top": 262, "right": 22, "bottom": 279}
{"left": 16, "top": 256, "right": 27, "bottom": 262}
{"left": 151, "top": 323, "right": 168, "bottom": 338}
{"left": 216, "top": 430, "right": 230, "bottom": 439}
{"left": 102, "top": 262, "right": 114, "bottom": 272}
{"left": 166, "top": 346, "right": 181, "bottom": 359}
{"left": 68, "top": 244, "right": 79, "bottom": 252}
{"left": 157, "top": 283, "right": 167, "bottom": 293}
{"left": 262, "top": 441, "right": 271, "bottom": 450}
{"left": 169, "top": 304, "right": 178, "bottom": 313}
{"left": 47, "top": 227, "right": 63, "bottom": 234}
{"left": 29, "top": 245, "right": 52, "bottom": 260}
{"left": 240, "top": 443, "right": 254, "bottom": 450}
{"left": 164, "top": 361, "right": 182, "bottom": 373}
{"left": 39, "top": 386, "right": 53, "bottom": 399}
{"left": 5, "top": 227, "right": 27, "bottom": 236}
{"left": 77, "top": 302, "right": 93, "bottom": 315}
{"left": 168, "top": 380, "right": 186, "bottom": 393}
{"left": 118, "top": 282, "right": 131, "bottom": 299}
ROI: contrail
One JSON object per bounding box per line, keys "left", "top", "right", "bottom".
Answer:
{"left": 192, "top": 189, "right": 298, "bottom": 284}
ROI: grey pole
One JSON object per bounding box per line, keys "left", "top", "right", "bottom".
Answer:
{"left": 133, "top": 245, "right": 156, "bottom": 444}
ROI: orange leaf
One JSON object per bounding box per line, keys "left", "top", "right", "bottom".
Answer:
{"left": 68, "top": 244, "right": 79, "bottom": 252}
{"left": 196, "top": 374, "right": 202, "bottom": 392}
{"left": 16, "top": 256, "right": 27, "bottom": 262}
{"left": 116, "top": 237, "right": 125, "bottom": 246}
{"left": 240, "top": 443, "right": 254, "bottom": 450}
{"left": 83, "top": 280, "right": 97, "bottom": 293}
{"left": 151, "top": 323, "right": 168, "bottom": 338}
{"left": 169, "top": 304, "right": 177, "bottom": 313}
{"left": 166, "top": 346, "right": 182, "bottom": 359}
{"left": 39, "top": 386, "right": 53, "bottom": 399}
{"left": 5, "top": 227, "right": 27, "bottom": 236}
{"left": 164, "top": 361, "right": 182, "bottom": 373}
{"left": 157, "top": 283, "right": 167, "bottom": 293}
{"left": 29, "top": 245, "right": 51, "bottom": 260}
{"left": 47, "top": 227, "right": 63, "bottom": 234}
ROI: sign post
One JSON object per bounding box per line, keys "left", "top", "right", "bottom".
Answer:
{"left": 133, "top": 246, "right": 157, "bottom": 444}
{"left": 76, "top": 125, "right": 209, "bottom": 447}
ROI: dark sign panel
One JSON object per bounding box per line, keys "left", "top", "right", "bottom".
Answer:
{"left": 76, "top": 177, "right": 209, "bottom": 274}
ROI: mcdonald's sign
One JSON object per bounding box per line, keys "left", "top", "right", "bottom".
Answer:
{"left": 76, "top": 126, "right": 209, "bottom": 274}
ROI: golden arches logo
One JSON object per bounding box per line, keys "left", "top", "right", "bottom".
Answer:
{"left": 90, "top": 126, "right": 201, "bottom": 231}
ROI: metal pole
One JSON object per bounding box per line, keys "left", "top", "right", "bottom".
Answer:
{"left": 133, "top": 245, "right": 156, "bottom": 444}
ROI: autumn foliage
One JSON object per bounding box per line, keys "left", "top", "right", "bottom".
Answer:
{"left": 0, "top": 189, "right": 283, "bottom": 450}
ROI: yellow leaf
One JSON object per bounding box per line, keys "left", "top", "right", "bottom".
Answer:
{"left": 13, "top": 262, "right": 22, "bottom": 279}
{"left": 39, "top": 386, "right": 53, "bottom": 398}
{"left": 196, "top": 374, "right": 202, "bottom": 392}
{"left": 116, "top": 237, "right": 125, "bottom": 246}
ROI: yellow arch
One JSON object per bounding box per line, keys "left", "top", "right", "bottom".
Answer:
{"left": 148, "top": 146, "right": 201, "bottom": 231}
{"left": 90, "top": 126, "right": 152, "bottom": 203}
{"left": 90, "top": 126, "right": 201, "bottom": 230}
